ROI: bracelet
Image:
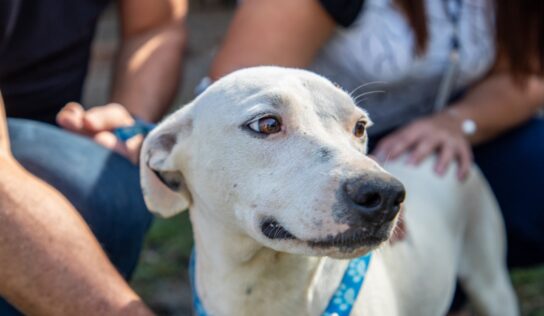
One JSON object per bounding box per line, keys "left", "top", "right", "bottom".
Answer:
{"left": 446, "top": 108, "right": 477, "bottom": 136}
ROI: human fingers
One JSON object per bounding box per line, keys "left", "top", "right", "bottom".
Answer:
{"left": 83, "top": 103, "right": 134, "bottom": 133}
{"left": 56, "top": 102, "right": 87, "bottom": 134}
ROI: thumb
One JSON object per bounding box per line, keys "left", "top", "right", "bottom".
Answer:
{"left": 83, "top": 103, "right": 134, "bottom": 132}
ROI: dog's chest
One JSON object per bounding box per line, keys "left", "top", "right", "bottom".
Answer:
{"left": 202, "top": 254, "right": 347, "bottom": 316}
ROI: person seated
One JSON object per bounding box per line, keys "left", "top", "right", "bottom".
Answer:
{"left": 0, "top": 0, "right": 187, "bottom": 314}
{"left": 208, "top": 0, "right": 544, "bottom": 270}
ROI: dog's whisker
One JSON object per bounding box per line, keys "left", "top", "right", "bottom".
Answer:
{"left": 272, "top": 227, "right": 279, "bottom": 239}
{"left": 381, "top": 151, "right": 394, "bottom": 166}
{"left": 349, "top": 81, "right": 388, "bottom": 98}
{"left": 354, "top": 97, "right": 370, "bottom": 105}
{"left": 353, "top": 89, "right": 385, "bottom": 99}
{"left": 353, "top": 90, "right": 386, "bottom": 103}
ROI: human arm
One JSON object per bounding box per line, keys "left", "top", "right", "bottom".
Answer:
{"left": 110, "top": 0, "right": 187, "bottom": 121}
{"left": 58, "top": 0, "right": 188, "bottom": 163}
{"left": 447, "top": 73, "right": 544, "bottom": 144}
{"left": 0, "top": 98, "right": 154, "bottom": 316}
{"left": 209, "top": 0, "right": 337, "bottom": 80}
{"left": 373, "top": 71, "right": 544, "bottom": 180}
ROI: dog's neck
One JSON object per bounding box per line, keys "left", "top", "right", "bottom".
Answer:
{"left": 189, "top": 205, "right": 348, "bottom": 316}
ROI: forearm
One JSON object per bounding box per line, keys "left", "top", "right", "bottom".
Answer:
{"left": 450, "top": 73, "right": 544, "bottom": 144}
{"left": 111, "top": 22, "right": 186, "bottom": 122}
{"left": 209, "top": 0, "right": 336, "bottom": 80}
{"left": 0, "top": 160, "right": 153, "bottom": 316}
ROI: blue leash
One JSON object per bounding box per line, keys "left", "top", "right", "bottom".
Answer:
{"left": 322, "top": 254, "right": 373, "bottom": 316}
{"left": 112, "top": 75, "right": 212, "bottom": 142}
{"left": 113, "top": 118, "right": 156, "bottom": 141}
{"left": 189, "top": 250, "right": 372, "bottom": 316}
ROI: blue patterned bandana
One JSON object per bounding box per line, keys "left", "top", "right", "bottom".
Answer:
{"left": 189, "top": 250, "right": 372, "bottom": 316}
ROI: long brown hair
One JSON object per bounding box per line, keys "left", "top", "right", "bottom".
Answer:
{"left": 396, "top": 0, "right": 544, "bottom": 80}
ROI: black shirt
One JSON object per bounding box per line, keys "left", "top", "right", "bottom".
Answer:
{"left": 318, "top": 0, "right": 365, "bottom": 27}
{"left": 0, "top": 0, "right": 363, "bottom": 123}
{"left": 0, "top": 0, "right": 110, "bottom": 123}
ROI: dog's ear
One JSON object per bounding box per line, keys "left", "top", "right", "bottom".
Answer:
{"left": 140, "top": 115, "right": 192, "bottom": 218}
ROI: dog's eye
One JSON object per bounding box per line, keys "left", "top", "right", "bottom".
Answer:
{"left": 248, "top": 116, "right": 282, "bottom": 134}
{"left": 353, "top": 120, "right": 366, "bottom": 138}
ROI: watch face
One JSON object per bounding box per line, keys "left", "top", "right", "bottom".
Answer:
{"left": 461, "top": 119, "right": 477, "bottom": 135}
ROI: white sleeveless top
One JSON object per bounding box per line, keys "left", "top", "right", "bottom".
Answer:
{"left": 311, "top": 0, "right": 496, "bottom": 135}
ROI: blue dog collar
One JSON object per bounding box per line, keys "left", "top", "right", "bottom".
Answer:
{"left": 189, "top": 250, "right": 372, "bottom": 316}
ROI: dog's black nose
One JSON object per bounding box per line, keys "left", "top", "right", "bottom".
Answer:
{"left": 344, "top": 173, "right": 405, "bottom": 224}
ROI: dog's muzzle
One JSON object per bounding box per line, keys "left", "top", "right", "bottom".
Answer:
{"left": 259, "top": 172, "right": 405, "bottom": 250}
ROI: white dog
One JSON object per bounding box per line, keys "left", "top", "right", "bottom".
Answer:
{"left": 140, "top": 67, "right": 518, "bottom": 316}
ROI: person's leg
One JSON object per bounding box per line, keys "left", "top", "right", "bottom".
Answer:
{"left": 8, "top": 118, "right": 153, "bottom": 276}
{"left": 474, "top": 117, "right": 544, "bottom": 268}
{"left": 0, "top": 118, "right": 153, "bottom": 315}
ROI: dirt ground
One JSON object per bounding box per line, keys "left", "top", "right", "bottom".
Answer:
{"left": 84, "top": 3, "right": 544, "bottom": 316}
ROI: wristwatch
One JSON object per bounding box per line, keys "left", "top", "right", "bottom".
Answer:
{"left": 446, "top": 108, "right": 477, "bottom": 136}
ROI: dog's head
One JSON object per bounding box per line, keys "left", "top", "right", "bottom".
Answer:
{"left": 141, "top": 67, "right": 405, "bottom": 258}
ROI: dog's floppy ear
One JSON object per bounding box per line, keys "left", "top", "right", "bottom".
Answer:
{"left": 140, "top": 115, "right": 192, "bottom": 218}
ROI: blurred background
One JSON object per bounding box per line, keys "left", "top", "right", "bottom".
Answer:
{"left": 83, "top": 2, "right": 544, "bottom": 315}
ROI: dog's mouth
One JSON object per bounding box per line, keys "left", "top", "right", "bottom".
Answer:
{"left": 307, "top": 226, "right": 389, "bottom": 251}
{"left": 260, "top": 219, "right": 297, "bottom": 240}
{"left": 260, "top": 218, "right": 391, "bottom": 251}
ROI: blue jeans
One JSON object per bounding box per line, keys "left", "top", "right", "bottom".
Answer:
{"left": 474, "top": 118, "right": 544, "bottom": 267}
{"left": 449, "top": 117, "right": 544, "bottom": 310}
{"left": 0, "top": 119, "right": 153, "bottom": 315}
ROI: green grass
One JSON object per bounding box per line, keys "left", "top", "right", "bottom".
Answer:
{"left": 133, "top": 215, "right": 544, "bottom": 315}
{"left": 132, "top": 213, "right": 193, "bottom": 301}
{"left": 512, "top": 266, "right": 544, "bottom": 315}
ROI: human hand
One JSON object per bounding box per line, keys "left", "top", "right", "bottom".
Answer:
{"left": 56, "top": 102, "right": 143, "bottom": 164}
{"left": 372, "top": 113, "right": 473, "bottom": 181}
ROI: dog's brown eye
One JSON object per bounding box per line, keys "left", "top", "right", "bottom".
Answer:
{"left": 354, "top": 120, "right": 366, "bottom": 138}
{"left": 248, "top": 116, "right": 282, "bottom": 134}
